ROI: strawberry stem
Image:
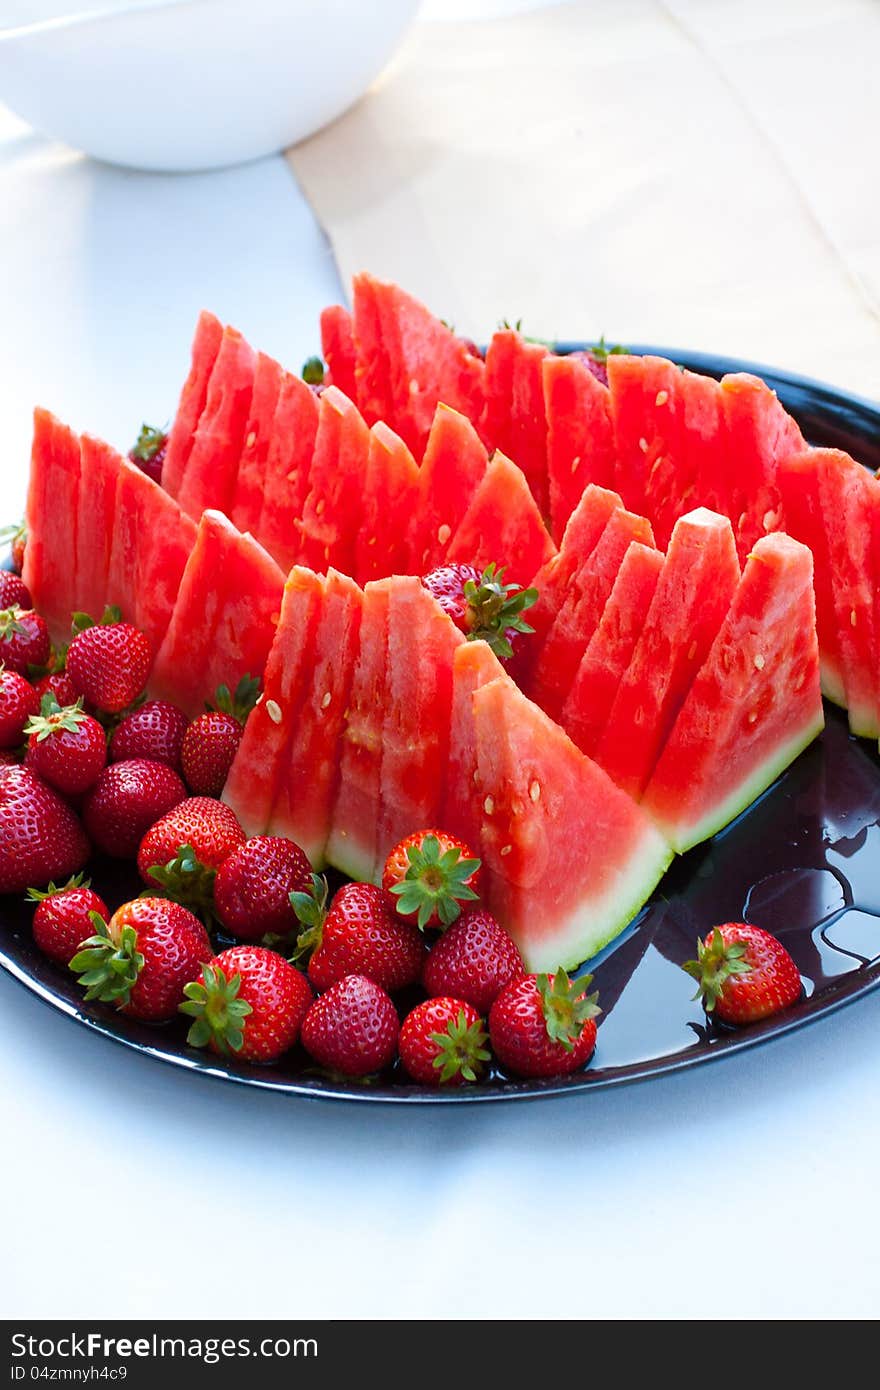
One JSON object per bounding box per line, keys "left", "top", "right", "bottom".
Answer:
{"left": 180, "top": 964, "right": 253, "bottom": 1054}
{"left": 536, "top": 968, "right": 601, "bottom": 1051}
{"left": 147, "top": 844, "right": 218, "bottom": 926}
{"left": 683, "top": 931, "right": 753, "bottom": 1013}
{"left": 69, "top": 911, "right": 144, "bottom": 1007}
{"left": 289, "top": 873, "right": 329, "bottom": 966}
{"left": 430, "top": 1009, "right": 491, "bottom": 1083}
{"left": 389, "top": 834, "right": 481, "bottom": 930}
{"left": 463, "top": 564, "right": 537, "bottom": 661}
{"left": 130, "top": 423, "right": 167, "bottom": 463}
{"left": 208, "top": 674, "right": 261, "bottom": 724}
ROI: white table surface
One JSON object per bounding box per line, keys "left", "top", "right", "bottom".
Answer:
{"left": 2, "top": 90, "right": 880, "bottom": 1322}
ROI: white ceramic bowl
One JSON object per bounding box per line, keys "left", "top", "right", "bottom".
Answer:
{"left": 0, "top": 0, "right": 420, "bottom": 171}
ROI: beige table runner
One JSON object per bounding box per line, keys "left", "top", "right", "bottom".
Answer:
{"left": 287, "top": 0, "right": 880, "bottom": 399}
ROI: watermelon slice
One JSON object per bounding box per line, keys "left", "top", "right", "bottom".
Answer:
{"left": 376, "top": 577, "right": 464, "bottom": 865}
{"left": 74, "top": 433, "right": 121, "bottom": 627}
{"left": 408, "top": 405, "right": 489, "bottom": 574}
{"left": 23, "top": 409, "right": 82, "bottom": 641}
{"left": 269, "top": 570, "right": 363, "bottom": 867}
{"left": 320, "top": 304, "right": 358, "bottom": 402}
{"left": 543, "top": 353, "right": 616, "bottom": 543}
{"left": 607, "top": 354, "right": 664, "bottom": 518}
{"left": 325, "top": 578, "right": 391, "bottom": 881}
{"left": 473, "top": 678, "right": 673, "bottom": 971}
{"left": 672, "top": 368, "right": 730, "bottom": 525}
{"left": 483, "top": 329, "right": 551, "bottom": 517}
{"left": 350, "top": 272, "right": 395, "bottom": 428}
{"left": 175, "top": 324, "right": 256, "bottom": 522}
{"left": 528, "top": 506, "right": 655, "bottom": 721}
{"left": 642, "top": 533, "right": 824, "bottom": 851}
{"left": 442, "top": 638, "right": 510, "bottom": 851}
{"left": 561, "top": 542, "right": 664, "bottom": 758}
{"left": 596, "top": 509, "right": 741, "bottom": 800}
{"left": 161, "top": 310, "right": 224, "bottom": 501}
{"left": 149, "top": 510, "right": 284, "bottom": 717}
{"left": 297, "top": 387, "right": 372, "bottom": 576}
{"left": 256, "top": 371, "right": 320, "bottom": 572}
{"left": 720, "top": 373, "right": 804, "bottom": 560}
{"left": 444, "top": 451, "right": 556, "bottom": 588}
{"left": 353, "top": 423, "right": 420, "bottom": 586}
{"left": 777, "top": 450, "right": 846, "bottom": 707}
{"left": 229, "top": 350, "right": 284, "bottom": 537}
{"left": 222, "top": 568, "right": 326, "bottom": 836}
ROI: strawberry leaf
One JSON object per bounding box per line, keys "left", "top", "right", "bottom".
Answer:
{"left": 536, "top": 968, "right": 601, "bottom": 1051}
{"left": 180, "top": 964, "right": 253, "bottom": 1055}
{"left": 430, "top": 1008, "right": 491, "bottom": 1084}
{"left": 683, "top": 930, "right": 753, "bottom": 1013}
{"left": 69, "top": 912, "right": 144, "bottom": 1007}
{"left": 388, "top": 834, "right": 481, "bottom": 931}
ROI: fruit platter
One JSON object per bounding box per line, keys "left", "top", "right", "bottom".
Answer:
{"left": 2, "top": 273, "right": 880, "bottom": 1103}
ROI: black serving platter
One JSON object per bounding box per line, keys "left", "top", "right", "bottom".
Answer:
{"left": 2, "top": 346, "right": 880, "bottom": 1104}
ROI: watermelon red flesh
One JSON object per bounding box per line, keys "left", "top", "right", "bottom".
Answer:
{"left": 483, "top": 330, "right": 551, "bottom": 517}
{"left": 320, "top": 304, "right": 358, "bottom": 402}
{"left": 269, "top": 570, "right": 363, "bottom": 868}
{"left": 543, "top": 353, "right": 616, "bottom": 543}
{"left": 149, "top": 510, "right": 284, "bottom": 717}
{"left": 325, "top": 579, "right": 391, "bottom": 881}
{"left": 229, "top": 351, "right": 284, "bottom": 537}
{"left": 596, "top": 509, "right": 741, "bottom": 801}
{"left": 561, "top": 542, "right": 664, "bottom": 758}
{"left": 175, "top": 325, "right": 256, "bottom": 522}
{"left": 222, "top": 568, "right": 326, "bottom": 836}
{"left": 75, "top": 434, "right": 121, "bottom": 626}
{"left": 161, "top": 310, "right": 224, "bottom": 501}
{"left": 351, "top": 272, "right": 396, "bottom": 427}
{"left": 473, "top": 678, "right": 673, "bottom": 972}
{"left": 642, "top": 533, "right": 824, "bottom": 852}
{"left": 441, "top": 638, "right": 509, "bottom": 852}
{"left": 528, "top": 507, "right": 655, "bottom": 722}
{"left": 607, "top": 354, "right": 661, "bottom": 517}
{"left": 296, "top": 387, "right": 372, "bottom": 576}
{"left": 256, "top": 372, "right": 319, "bottom": 572}
{"left": 23, "top": 409, "right": 82, "bottom": 642}
{"left": 675, "top": 368, "right": 730, "bottom": 522}
{"left": 776, "top": 450, "right": 846, "bottom": 707}
{"left": 629, "top": 359, "right": 686, "bottom": 551}
{"left": 353, "top": 423, "right": 420, "bottom": 586}
{"left": 408, "top": 405, "right": 489, "bottom": 575}
{"left": 443, "top": 450, "right": 556, "bottom": 589}
{"left": 376, "top": 577, "right": 465, "bottom": 865}
{"left": 813, "top": 448, "right": 880, "bottom": 737}
{"left": 720, "top": 373, "right": 804, "bottom": 561}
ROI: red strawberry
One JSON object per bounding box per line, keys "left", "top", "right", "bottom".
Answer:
{"left": 8, "top": 524, "right": 26, "bottom": 575}
{"left": 683, "top": 923, "right": 802, "bottom": 1025}
{"left": 421, "top": 563, "right": 537, "bottom": 661}
{"left": 300, "top": 974, "right": 399, "bottom": 1077}
{"left": 0, "top": 572, "right": 32, "bottom": 610}
{"left": 489, "top": 969, "right": 601, "bottom": 1079}
{"left": 27, "top": 874, "right": 109, "bottom": 966}
{"left": 399, "top": 997, "right": 490, "bottom": 1086}
{"left": 567, "top": 339, "right": 627, "bottom": 388}
{"left": 82, "top": 758, "right": 186, "bottom": 858}
{"left": 0, "top": 751, "right": 19, "bottom": 766}
{"left": 33, "top": 671, "right": 80, "bottom": 709}
{"left": 181, "top": 945, "right": 312, "bottom": 1063}
{"left": 382, "top": 829, "right": 481, "bottom": 929}
{"left": 128, "top": 423, "right": 168, "bottom": 486}
{"left": 292, "top": 877, "right": 425, "bottom": 993}
{"left": 0, "top": 607, "right": 50, "bottom": 676}
{"left": 180, "top": 677, "right": 260, "bottom": 795}
{"left": 0, "top": 668, "right": 39, "bottom": 749}
{"left": 0, "top": 765, "right": 90, "bottom": 893}
{"left": 137, "top": 796, "right": 245, "bottom": 919}
{"left": 214, "top": 835, "right": 312, "bottom": 941}
{"left": 422, "top": 907, "right": 524, "bottom": 1013}
{"left": 24, "top": 695, "right": 107, "bottom": 796}
{"left": 66, "top": 615, "right": 151, "bottom": 713}
{"left": 71, "top": 897, "right": 212, "bottom": 1021}
{"left": 109, "top": 699, "right": 188, "bottom": 771}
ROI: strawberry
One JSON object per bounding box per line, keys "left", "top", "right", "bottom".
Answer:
{"left": 180, "top": 677, "right": 260, "bottom": 796}
{"left": 421, "top": 563, "right": 537, "bottom": 661}
{"left": 300, "top": 974, "right": 399, "bottom": 1077}
{"left": 489, "top": 969, "right": 601, "bottom": 1079}
{"left": 33, "top": 671, "right": 80, "bottom": 709}
{"left": 24, "top": 695, "right": 107, "bottom": 795}
{"left": 683, "top": 923, "right": 802, "bottom": 1025}
{"left": 27, "top": 874, "right": 109, "bottom": 966}
{"left": 422, "top": 907, "right": 524, "bottom": 1013}
{"left": 83, "top": 758, "right": 186, "bottom": 858}
{"left": 181, "top": 945, "right": 312, "bottom": 1062}
{"left": 0, "top": 765, "right": 90, "bottom": 893}
{"left": 292, "top": 877, "right": 425, "bottom": 993}
{"left": 0, "top": 607, "right": 50, "bottom": 676}
{"left": 3, "top": 523, "right": 27, "bottom": 575}
{"left": 382, "top": 829, "right": 481, "bottom": 929}
{"left": 0, "top": 751, "right": 19, "bottom": 766}
{"left": 0, "top": 668, "right": 39, "bottom": 749}
{"left": 109, "top": 699, "right": 188, "bottom": 771}
{"left": 213, "top": 835, "right": 311, "bottom": 941}
{"left": 567, "top": 338, "right": 628, "bottom": 388}
{"left": 71, "top": 897, "right": 212, "bottom": 1021}
{"left": 66, "top": 610, "right": 151, "bottom": 714}
{"left": 137, "top": 796, "right": 245, "bottom": 919}
{"left": 128, "top": 423, "right": 168, "bottom": 486}
{"left": 0, "top": 572, "right": 32, "bottom": 610}
{"left": 399, "top": 997, "right": 490, "bottom": 1086}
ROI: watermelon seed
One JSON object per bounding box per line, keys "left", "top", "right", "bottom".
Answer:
{"left": 245, "top": 431, "right": 257, "bottom": 449}
{"left": 639, "top": 437, "right": 649, "bottom": 453}
{"left": 500, "top": 845, "right": 512, "bottom": 857}
{"left": 483, "top": 796, "right": 495, "bottom": 815}
{"left": 571, "top": 455, "right": 581, "bottom": 475}
{"left": 529, "top": 780, "right": 541, "bottom": 802}
{"left": 748, "top": 711, "right": 758, "bottom": 724}
{"left": 763, "top": 509, "right": 779, "bottom": 532}
{"left": 437, "top": 524, "right": 451, "bottom": 546}
{"left": 265, "top": 700, "right": 282, "bottom": 724}
{"left": 655, "top": 390, "right": 669, "bottom": 407}
{"left": 851, "top": 610, "right": 858, "bottom": 627}
{"left": 321, "top": 691, "right": 332, "bottom": 709}
{"left": 754, "top": 654, "right": 765, "bottom": 670}
{"left": 316, "top": 500, "right": 325, "bottom": 517}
